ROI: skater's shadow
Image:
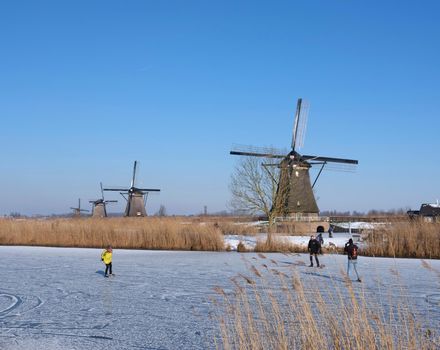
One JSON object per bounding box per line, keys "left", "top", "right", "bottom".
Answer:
{"left": 95, "top": 270, "right": 105, "bottom": 276}
{"left": 301, "top": 271, "right": 345, "bottom": 283}
{"left": 280, "top": 260, "right": 307, "bottom": 267}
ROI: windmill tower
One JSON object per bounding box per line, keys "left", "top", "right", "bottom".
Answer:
{"left": 89, "top": 183, "right": 118, "bottom": 218}
{"left": 230, "top": 98, "right": 358, "bottom": 218}
{"left": 103, "top": 161, "right": 160, "bottom": 217}
{"left": 70, "top": 198, "right": 89, "bottom": 217}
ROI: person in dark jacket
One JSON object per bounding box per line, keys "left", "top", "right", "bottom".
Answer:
{"left": 308, "top": 235, "right": 321, "bottom": 267}
{"left": 344, "top": 238, "right": 361, "bottom": 282}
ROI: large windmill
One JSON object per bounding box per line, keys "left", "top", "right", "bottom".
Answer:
{"left": 89, "top": 183, "right": 118, "bottom": 218}
{"left": 103, "top": 161, "right": 160, "bottom": 217}
{"left": 230, "top": 98, "right": 358, "bottom": 218}
{"left": 70, "top": 198, "right": 89, "bottom": 217}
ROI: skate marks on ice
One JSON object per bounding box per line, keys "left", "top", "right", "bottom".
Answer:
{"left": 0, "top": 292, "right": 44, "bottom": 318}
{"left": 0, "top": 290, "right": 113, "bottom": 344}
{"left": 0, "top": 293, "right": 22, "bottom": 318}
{"left": 425, "top": 293, "right": 440, "bottom": 306}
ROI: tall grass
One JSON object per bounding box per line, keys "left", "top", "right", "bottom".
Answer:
{"left": 363, "top": 219, "right": 440, "bottom": 258}
{"left": 254, "top": 239, "right": 308, "bottom": 253}
{"left": 2, "top": 217, "right": 439, "bottom": 256}
{"left": 273, "top": 221, "right": 328, "bottom": 235}
{"left": 0, "top": 217, "right": 224, "bottom": 251}
{"left": 214, "top": 221, "right": 260, "bottom": 236}
{"left": 214, "top": 256, "right": 438, "bottom": 349}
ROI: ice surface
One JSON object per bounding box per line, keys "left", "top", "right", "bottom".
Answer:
{"left": 0, "top": 246, "right": 438, "bottom": 349}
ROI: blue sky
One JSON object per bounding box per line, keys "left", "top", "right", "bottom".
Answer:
{"left": 0, "top": 1, "right": 439, "bottom": 216}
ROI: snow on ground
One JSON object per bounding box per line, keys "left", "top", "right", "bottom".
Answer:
{"left": 333, "top": 221, "right": 387, "bottom": 230}
{"left": 0, "top": 246, "right": 439, "bottom": 349}
{"left": 225, "top": 231, "right": 361, "bottom": 251}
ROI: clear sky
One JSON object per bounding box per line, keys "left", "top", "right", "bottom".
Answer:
{"left": 1, "top": 1, "right": 439, "bottom": 216}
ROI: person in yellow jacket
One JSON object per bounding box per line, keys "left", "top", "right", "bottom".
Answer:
{"left": 101, "top": 245, "right": 113, "bottom": 277}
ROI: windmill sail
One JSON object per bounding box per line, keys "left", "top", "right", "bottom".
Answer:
{"left": 230, "top": 144, "right": 287, "bottom": 158}
{"left": 291, "top": 99, "right": 309, "bottom": 151}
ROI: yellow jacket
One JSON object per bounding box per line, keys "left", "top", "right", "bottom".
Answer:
{"left": 101, "top": 249, "right": 112, "bottom": 264}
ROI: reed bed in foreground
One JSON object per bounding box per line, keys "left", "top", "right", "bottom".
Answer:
{"left": 363, "top": 219, "right": 440, "bottom": 258}
{"left": 214, "top": 256, "right": 438, "bottom": 350}
{"left": 0, "top": 217, "right": 224, "bottom": 251}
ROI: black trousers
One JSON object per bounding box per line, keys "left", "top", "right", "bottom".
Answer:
{"left": 105, "top": 262, "right": 112, "bottom": 275}
{"left": 310, "top": 254, "right": 320, "bottom": 266}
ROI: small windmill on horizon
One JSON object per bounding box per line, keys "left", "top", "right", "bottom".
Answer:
{"left": 103, "top": 161, "right": 160, "bottom": 217}
{"left": 70, "top": 198, "right": 89, "bottom": 217}
{"left": 89, "top": 182, "right": 118, "bottom": 218}
{"left": 230, "top": 98, "right": 358, "bottom": 218}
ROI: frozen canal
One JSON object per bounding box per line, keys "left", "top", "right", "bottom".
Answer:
{"left": 0, "top": 246, "right": 439, "bottom": 349}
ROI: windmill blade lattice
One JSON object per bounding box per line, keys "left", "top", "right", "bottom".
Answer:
{"left": 231, "top": 144, "right": 287, "bottom": 158}
{"left": 291, "top": 99, "right": 309, "bottom": 151}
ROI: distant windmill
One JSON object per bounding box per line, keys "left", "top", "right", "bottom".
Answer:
{"left": 89, "top": 183, "right": 118, "bottom": 218}
{"left": 103, "top": 161, "right": 160, "bottom": 217}
{"left": 70, "top": 198, "right": 89, "bottom": 217}
{"left": 230, "top": 98, "right": 358, "bottom": 217}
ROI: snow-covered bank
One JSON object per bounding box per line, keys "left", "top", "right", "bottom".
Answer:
{"left": 224, "top": 231, "right": 360, "bottom": 251}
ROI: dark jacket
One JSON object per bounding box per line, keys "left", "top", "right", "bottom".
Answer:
{"left": 308, "top": 239, "right": 321, "bottom": 254}
{"left": 344, "top": 243, "right": 359, "bottom": 260}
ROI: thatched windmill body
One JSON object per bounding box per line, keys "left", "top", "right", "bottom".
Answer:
{"left": 70, "top": 198, "right": 89, "bottom": 217}
{"left": 103, "top": 161, "right": 160, "bottom": 217}
{"left": 89, "top": 183, "right": 117, "bottom": 218}
{"left": 230, "top": 99, "right": 358, "bottom": 218}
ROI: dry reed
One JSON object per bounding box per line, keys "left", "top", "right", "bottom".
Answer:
{"left": 363, "top": 219, "right": 440, "bottom": 258}
{"left": 254, "top": 238, "right": 307, "bottom": 253}
{"left": 214, "top": 256, "right": 439, "bottom": 349}
{"left": 0, "top": 217, "right": 224, "bottom": 251}
{"left": 215, "top": 221, "right": 260, "bottom": 236}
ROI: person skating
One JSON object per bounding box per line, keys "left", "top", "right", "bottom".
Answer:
{"left": 316, "top": 232, "right": 324, "bottom": 246}
{"left": 328, "top": 225, "right": 334, "bottom": 238}
{"left": 307, "top": 235, "right": 321, "bottom": 267}
{"left": 344, "top": 238, "right": 361, "bottom": 282}
{"left": 316, "top": 226, "right": 324, "bottom": 254}
{"left": 101, "top": 245, "right": 113, "bottom": 277}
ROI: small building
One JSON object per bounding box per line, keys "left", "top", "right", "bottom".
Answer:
{"left": 407, "top": 201, "right": 440, "bottom": 222}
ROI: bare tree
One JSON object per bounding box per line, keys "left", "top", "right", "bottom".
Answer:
{"left": 229, "top": 156, "right": 285, "bottom": 228}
